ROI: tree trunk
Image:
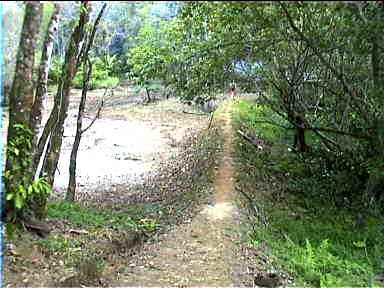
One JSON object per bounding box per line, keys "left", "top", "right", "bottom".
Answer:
{"left": 4, "top": 2, "right": 43, "bottom": 220}
{"left": 289, "top": 112, "right": 309, "bottom": 152}
{"left": 145, "top": 87, "right": 151, "bottom": 103}
{"left": 65, "top": 4, "right": 107, "bottom": 202}
{"left": 31, "top": 89, "right": 60, "bottom": 177}
{"left": 39, "top": 2, "right": 91, "bottom": 186}
{"left": 294, "top": 126, "right": 308, "bottom": 152}
{"left": 29, "top": 4, "right": 60, "bottom": 178}
{"left": 66, "top": 3, "right": 106, "bottom": 201}
{"left": 30, "top": 4, "right": 60, "bottom": 157}
{"left": 371, "top": 39, "right": 380, "bottom": 92}
{"left": 67, "top": 60, "right": 92, "bottom": 202}
{"left": 6, "top": 2, "right": 42, "bottom": 149}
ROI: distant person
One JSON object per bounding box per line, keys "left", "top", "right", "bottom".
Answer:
{"left": 229, "top": 82, "right": 237, "bottom": 100}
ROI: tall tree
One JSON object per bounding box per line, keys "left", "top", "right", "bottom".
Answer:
{"left": 67, "top": 3, "right": 106, "bottom": 202}
{"left": 29, "top": 3, "right": 60, "bottom": 177}
{"left": 35, "top": 1, "right": 91, "bottom": 186}
{"left": 4, "top": 2, "right": 43, "bottom": 219}
{"left": 2, "top": 2, "right": 24, "bottom": 97}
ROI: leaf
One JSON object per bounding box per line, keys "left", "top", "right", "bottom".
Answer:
{"left": 353, "top": 241, "right": 366, "bottom": 248}
{"left": 4, "top": 170, "right": 10, "bottom": 179}
{"left": 28, "top": 185, "right": 33, "bottom": 195}
{"left": 6, "top": 223, "right": 15, "bottom": 240}
{"left": 15, "top": 194, "right": 23, "bottom": 209}
{"left": 18, "top": 185, "right": 26, "bottom": 198}
{"left": 6, "top": 193, "right": 13, "bottom": 201}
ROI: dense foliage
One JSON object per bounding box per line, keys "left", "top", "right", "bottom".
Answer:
{"left": 132, "top": 1, "right": 384, "bottom": 210}
{"left": 4, "top": 124, "right": 51, "bottom": 220}
{"left": 233, "top": 100, "right": 384, "bottom": 287}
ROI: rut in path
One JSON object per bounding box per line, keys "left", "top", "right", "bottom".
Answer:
{"left": 116, "top": 102, "right": 241, "bottom": 286}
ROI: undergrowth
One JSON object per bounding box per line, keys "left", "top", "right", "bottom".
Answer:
{"left": 233, "top": 99, "right": 384, "bottom": 287}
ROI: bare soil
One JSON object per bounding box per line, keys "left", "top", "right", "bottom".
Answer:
{"left": 39, "top": 85, "right": 210, "bottom": 200}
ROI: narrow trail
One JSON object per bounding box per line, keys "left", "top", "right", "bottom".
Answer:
{"left": 116, "top": 102, "right": 241, "bottom": 286}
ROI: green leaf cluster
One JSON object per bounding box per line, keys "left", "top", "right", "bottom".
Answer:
{"left": 4, "top": 124, "right": 51, "bottom": 212}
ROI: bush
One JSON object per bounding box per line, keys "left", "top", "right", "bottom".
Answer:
{"left": 233, "top": 99, "right": 384, "bottom": 287}
{"left": 72, "top": 57, "right": 120, "bottom": 89}
{"left": 48, "top": 57, "right": 63, "bottom": 84}
{"left": 72, "top": 74, "right": 119, "bottom": 89}
{"left": 233, "top": 100, "right": 383, "bottom": 210}
{"left": 4, "top": 124, "right": 51, "bottom": 221}
{"left": 48, "top": 56, "right": 120, "bottom": 89}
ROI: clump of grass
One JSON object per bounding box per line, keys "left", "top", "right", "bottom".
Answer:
{"left": 47, "top": 201, "right": 159, "bottom": 232}
{"left": 57, "top": 255, "right": 105, "bottom": 287}
{"left": 35, "top": 201, "right": 160, "bottom": 269}
{"left": 76, "top": 255, "right": 105, "bottom": 282}
{"left": 232, "top": 99, "right": 384, "bottom": 287}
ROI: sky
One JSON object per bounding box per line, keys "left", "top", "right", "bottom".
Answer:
{"left": 1, "top": 1, "right": 20, "bottom": 13}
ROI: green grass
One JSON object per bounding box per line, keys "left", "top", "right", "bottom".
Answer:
{"left": 131, "top": 79, "right": 164, "bottom": 95}
{"left": 47, "top": 201, "right": 161, "bottom": 232}
{"left": 30, "top": 201, "right": 163, "bottom": 271}
{"left": 72, "top": 76, "right": 120, "bottom": 90}
{"left": 232, "top": 99, "right": 384, "bottom": 287}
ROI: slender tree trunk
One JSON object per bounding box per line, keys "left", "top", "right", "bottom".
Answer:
{"left": 288, "top": 109, "right": 308, "bottom": 152}
{"left": 29, "top": 4, "right": 60, "bottom": 177}
{"left": 4, "top": 2, "right": 42, "bottom": 219}
{"left": 39, "top": 2, "right": 91, "bottom": 186}
{"left": 145, "top": 87, "right": 151, "bottom": 103}
{"left": 67, "top": 60, "right": 92, "bottom": 201}
{"left": 292, "top": 114, "right": 308, "bottom": 152}
{"left": 66, "top": 4, "right": 106, "bottom": 202}
{"left": 283, "top": 88, "right": 308, "bottom": 152}
{"left": 295, "top": 127, "right": 308, "bottom": 152}
{"left": 371, "top": 40, "right": 380, "bottom": 92}
{"left": 31, "top": 86, "right": 61, "bottom": 177}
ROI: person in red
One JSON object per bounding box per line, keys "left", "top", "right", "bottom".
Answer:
{"left": 229, "top": 82, "right": 236, "bottom": 100}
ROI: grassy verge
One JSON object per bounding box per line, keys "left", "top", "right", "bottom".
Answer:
{"left": 232, "top": 99, "right": 384, "bottom": 287}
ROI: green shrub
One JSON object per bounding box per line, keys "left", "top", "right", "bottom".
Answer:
{"left": 49, "top": 56, "right": 120, "bottom": 89}
{"left": 233, "top": 99, "right": 384, "bottom": 287}
{"left": 48, "top": 57, "right": 63, "bottom": 84}
{"left": 4, "top": 124, "right": 51, "bottom": 217}
{"left": 72, "top": 57, "right": 120, "bottom": 89}
{"left": 232, "top": 100, "right": 289, "bottom": 143}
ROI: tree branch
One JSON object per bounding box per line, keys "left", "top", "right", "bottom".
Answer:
{"left": 309, "top": 126, "right": 371, "bottom": 140}
{"left": 279, "top": 2, "right": 354, "bottom": 98}
{"left": 81, "top": 99, "right": 104, "bottom": 134}
{"left": 182, "top": 110, "right": 208, "bottom": 116}
{"left": 77, "top": 3, "right": 107, "bottom": 68}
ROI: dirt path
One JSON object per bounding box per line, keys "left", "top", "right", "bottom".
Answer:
{"left": 115, "top": 101, "right": 241, "bottom": 286}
